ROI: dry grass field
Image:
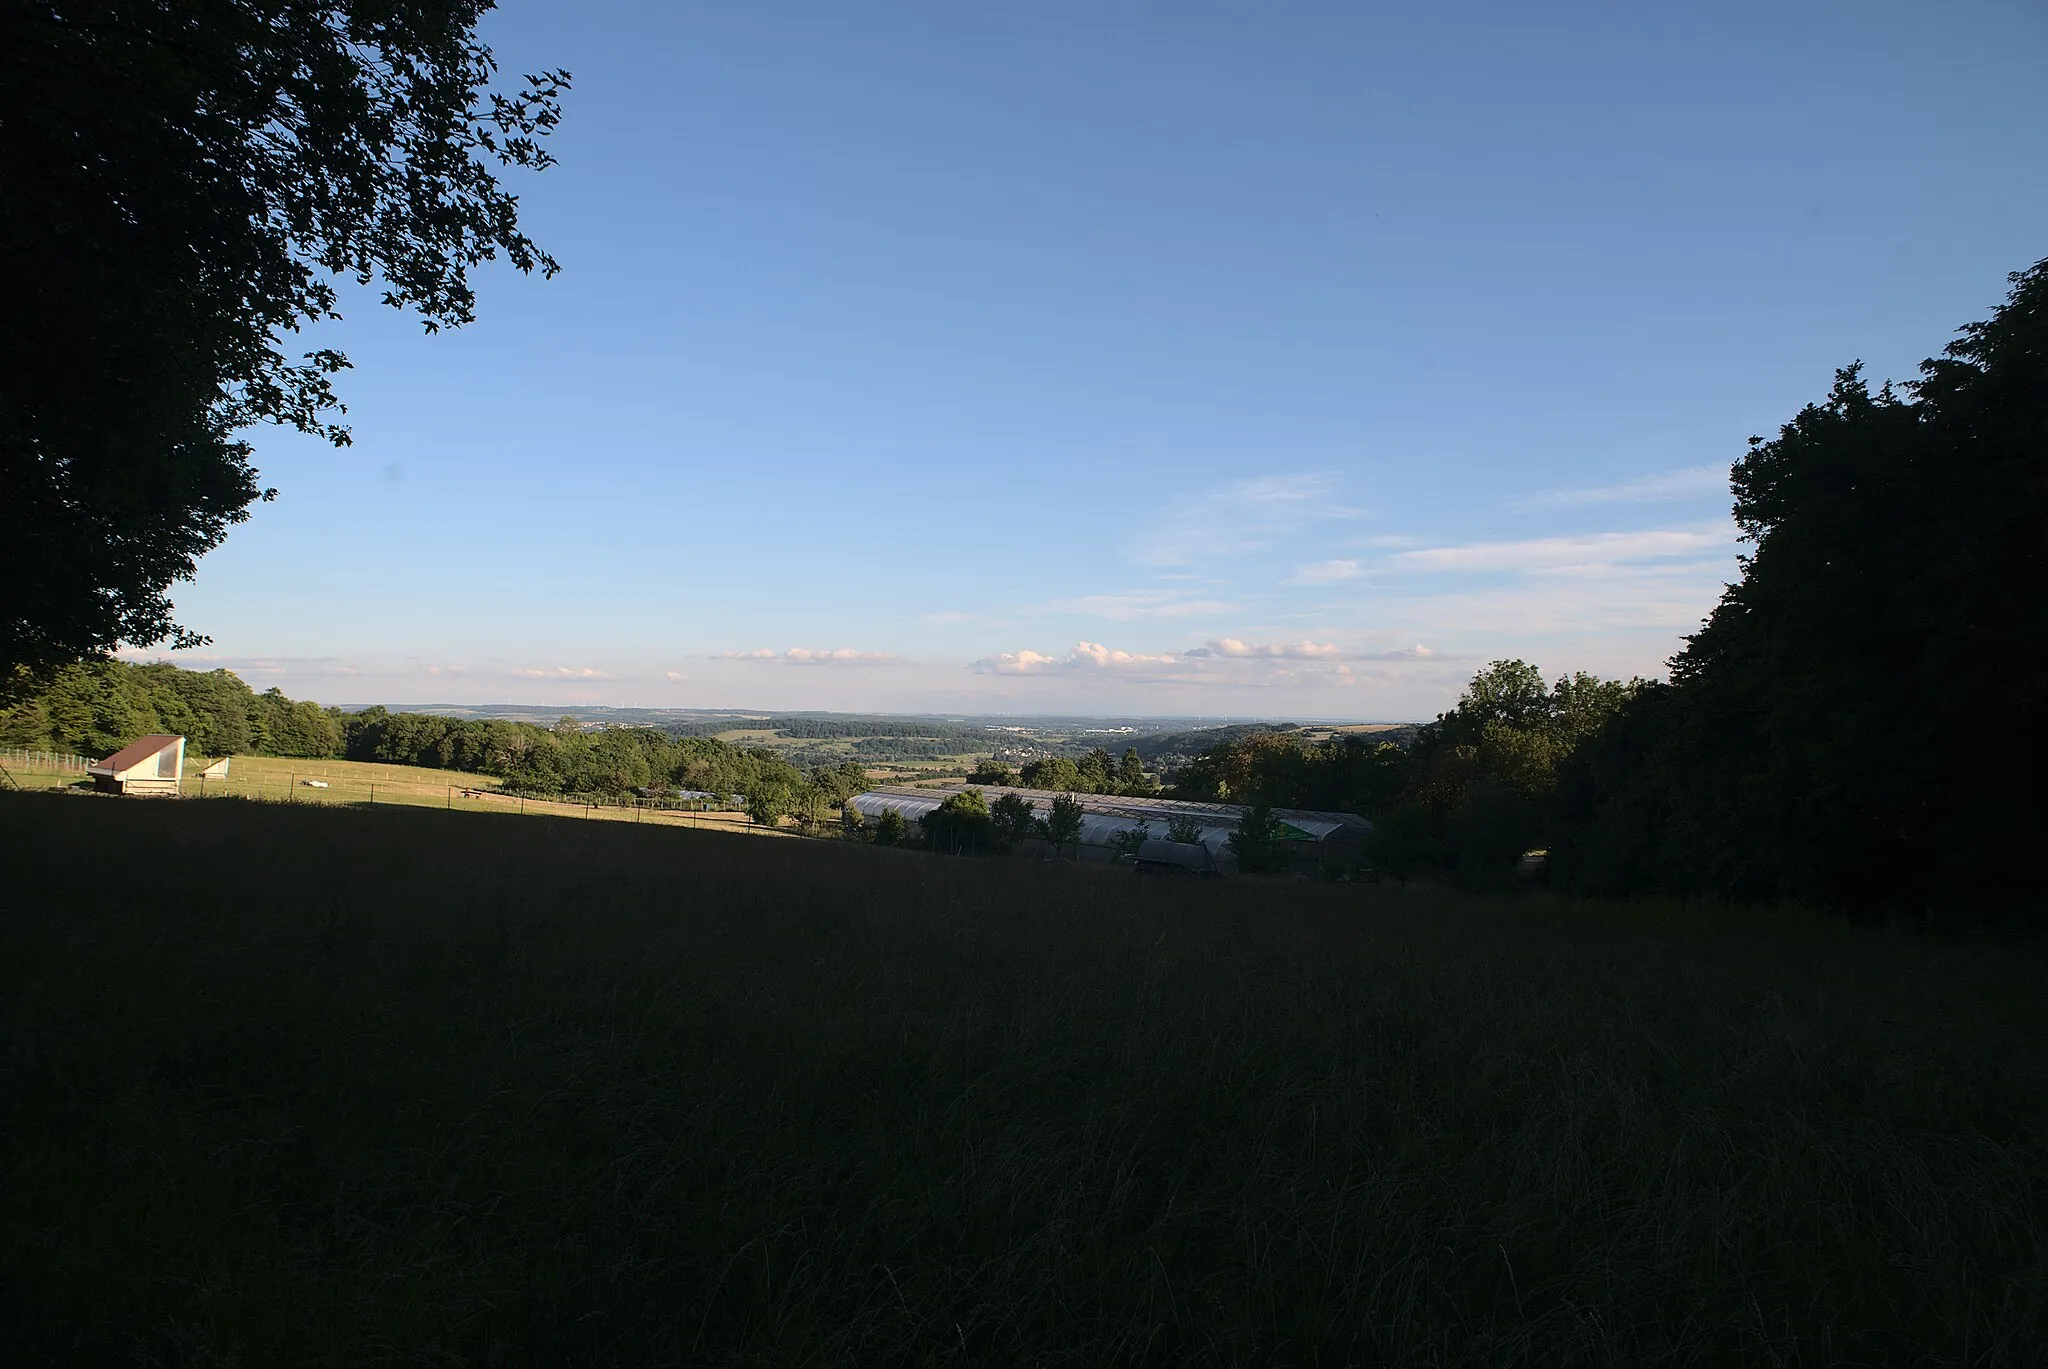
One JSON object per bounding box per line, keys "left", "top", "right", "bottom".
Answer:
{"left": 12, "top": 752, "right": 777, "bottom": 833}
{"left": 3, "top": 791, "right": 2043, "bottom": 1366}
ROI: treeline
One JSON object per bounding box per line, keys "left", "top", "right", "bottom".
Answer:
{"left": 967, "top": 748, "right": 1157, "bottom": 797}
{"left": 0, "top": 661, "right": 870, "bottom": 811}
{"left": 1546, "top": 262, "right": 2045, "bottom": 917}
{"left": 1172, "top": 260, "right": 2048, "bottom": 918}
{"left": 1170, "top": 663, "right": 1638, "bottom": 878}
{"left": 761, "top": 717, "right": 1007, "bottom": 743}
{"left": 0, "top": 660, "right": 343, "bottom": 760}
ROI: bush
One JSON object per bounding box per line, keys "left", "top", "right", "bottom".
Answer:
{"left": 1227, "top": 803, "right": 1295, "bottom": 875}
{"left": 920, "top": 789, "right": 997, "bottom": 855}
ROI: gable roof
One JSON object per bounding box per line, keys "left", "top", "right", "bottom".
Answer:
{"left": 90, "top": 735, "right": 182, "bottom": 775}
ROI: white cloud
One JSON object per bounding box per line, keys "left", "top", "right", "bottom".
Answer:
{"left": 971, "top": 642, "right": 1197, "bottom": 677}
{"left": 1135, "top": 472, "right": 1361, "bottom": 566}
{"left": 1209, "top": 638, "right": 1342, "bottom": 659}
{"left": 663, "top": 670, "right": 689, "bottom": 683}
{"left": 1286, "top": 558, "right": 1366, "bottom": 585}
{"left": 511, "top": 666, "right": 611, "bottom": 679}
{"left": 1516, "top": 466, "right": 1727, "bottom": 508}
{"left": 1392, "top": 524, "right": 1735, "bottom": 572}
{"left": 719, "top": 647, "right": 901, "bottom": 665}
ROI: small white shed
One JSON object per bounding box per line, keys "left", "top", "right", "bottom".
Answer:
{"left": 88, "top": 735, "right": 186, "bottom": 796}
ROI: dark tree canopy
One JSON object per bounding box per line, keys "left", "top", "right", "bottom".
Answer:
{"left": 1, "top": 1, "right": 566, "bottom": 684}
{"left": 1552, "top": 259, "right": 2048, "bottom": 916}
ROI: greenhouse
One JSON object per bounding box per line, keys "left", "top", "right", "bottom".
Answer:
{"left": 846, "top": 784, "right": 1371, "bottom": 873}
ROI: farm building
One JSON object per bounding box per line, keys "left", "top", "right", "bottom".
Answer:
{"left": 847, "top": 784, "right": 1371, "bottom": 874}
{"left": 88, "top": 735, "right": 186, "bottom": 796}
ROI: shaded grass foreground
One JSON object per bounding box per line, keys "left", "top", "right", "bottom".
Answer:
{"left": 3, "top": 793, "right": 2044, "bottom": 1366}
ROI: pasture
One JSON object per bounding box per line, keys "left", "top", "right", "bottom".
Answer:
{"left": 3, "top": 792, "right": 2043, "bottom": 1366}
{"left": 12, "top": 750, "right": 776, "bottom": 833}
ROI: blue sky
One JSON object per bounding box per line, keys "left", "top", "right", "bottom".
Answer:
{"left": 143, "top": 0, "right": 2048, "bottom": 718}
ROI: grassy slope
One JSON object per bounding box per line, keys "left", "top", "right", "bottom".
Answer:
{"left": 3, "top": 794, "right": 2043, "bottom": 1366}
{"left": 19, "top": 753, "right": 775, "bottom": 831}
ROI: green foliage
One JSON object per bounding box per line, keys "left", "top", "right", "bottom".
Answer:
{"left": 1552, "top": 260, "right": 2048, "bottom": 918}
{"left": 1363, "top": 804, "right": 1441, "bottom": 884}
{"left": 1226, "top": 803, "right": 1295, "bottom": 875}
{"left": 1165, "top": 815, "right": 1207, "bottom": 846}
{"left": 839, "top": 805, "right": 867, "bottom": 841}
{"left": 967, "top": 758, "right": 1017, "bottom": 786}
{"left": 790, "top": 784, "right": 830, "bottom": 828}
{"left": 1172, "top": 730, "right": 1412, "bottom": 813}
{"left": 1107, "top": 821, "right": 1151, "bottom": 860}
{"left": 1017, "top": 748, "right": 1154, "bottom": 798}
{"left": 1391, "top": 663, "right": 1639, "bottom": 875}
{"left": 1019, "top": 755, "right": 1082, "bottom": 793}
{"left": 1167, "top": 662, "right": 1635, "bottom": 879}
{"left": 1035, "top": 794, "right": 1085, "bottom": 858}
{"left": 990, "top": 792, "right": 1038, "bottom": 846}
{"left": 0, "top": 661, "right": 816, "bottom": 805}
{"left": 807, "top": 761, "right": 870, "bottom": 807}
{"left": 920, "top": 789, "right": 998, "bottom": 855}
{"left": 872, "top": 807, "right": 908, "bottom": 848}
{"left": 746, "top": 785, "right": 790, "bottom": 828}
{"left": 1, "top": 2, "right": 567, "bottom": 681}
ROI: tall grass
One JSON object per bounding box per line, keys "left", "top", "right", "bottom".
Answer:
{"left": 3, "top": 793, "right": 2042, "bottom": 1365}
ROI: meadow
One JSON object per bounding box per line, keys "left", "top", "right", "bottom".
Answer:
{"left": 5, "top": 751, "right": 774, "bottom": 832}
{"left": 3, "top": 792, "right": 2044, "bottom": 1366}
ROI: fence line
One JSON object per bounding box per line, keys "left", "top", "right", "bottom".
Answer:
{"left": 0, "top": 748, "right": 92, "bottom": 772}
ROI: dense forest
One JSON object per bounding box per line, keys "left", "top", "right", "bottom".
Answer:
{"left": 1165, "top": 261, "right": 2047, "bottom": 918}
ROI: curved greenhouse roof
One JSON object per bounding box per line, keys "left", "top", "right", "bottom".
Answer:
{"left": 847, "top": 784, "right": 1370, "bottom": 871}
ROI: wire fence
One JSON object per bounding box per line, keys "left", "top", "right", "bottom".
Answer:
{"left": 1, "top": 748, "right": 93, "bottom": 772}
{"left": 177, "top": 769, "right": 797, "bottom": 836}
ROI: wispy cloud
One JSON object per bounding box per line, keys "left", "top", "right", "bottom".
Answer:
{"left": 1038, "top": 590, "right": 1240, "bottom": 621}
{"left": 1209, "top": 638, "right": 1342, "bottom": 659}
{"left": 1385, "top": 559, "right": 1734, "bottom": 637}
{"left": 969, "top": 637, "right": 1434, "bottom": 686}
{"left": 1286, "top": 558, "right": 1366, "bottom": 585}
{"left": 1135, "top": 473, "right": 1361, "bottom": 566}
{"left": 1393, "top": 524, "right": 1735, "bottom": 572}
{"left": 511, "top": 666, "right": 611, "bottom": 679}
{"left": 718, "top": 647, "right": 902, "bottom": 665}
{"left": 1516, "top": 465, "right": 1727, "bottom": 509}
{"left": 116, "top": 648, "right": 366, "bottom": 680}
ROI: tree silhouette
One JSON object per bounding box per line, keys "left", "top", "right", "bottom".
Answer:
{"left": 2, "top": 2, "right": 568, "bottom": 685}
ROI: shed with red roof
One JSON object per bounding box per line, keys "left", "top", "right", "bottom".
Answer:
{"left": 88, "top": 735, "right": 185, "bottom": 796}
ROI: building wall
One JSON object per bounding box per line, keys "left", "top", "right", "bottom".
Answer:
{"left": 110, "top": 740, "right": 184, "bottom": 794}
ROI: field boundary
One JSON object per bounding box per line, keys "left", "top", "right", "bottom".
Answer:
{"left": 1, "top": 748, "right": 92, "bottom": 772}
